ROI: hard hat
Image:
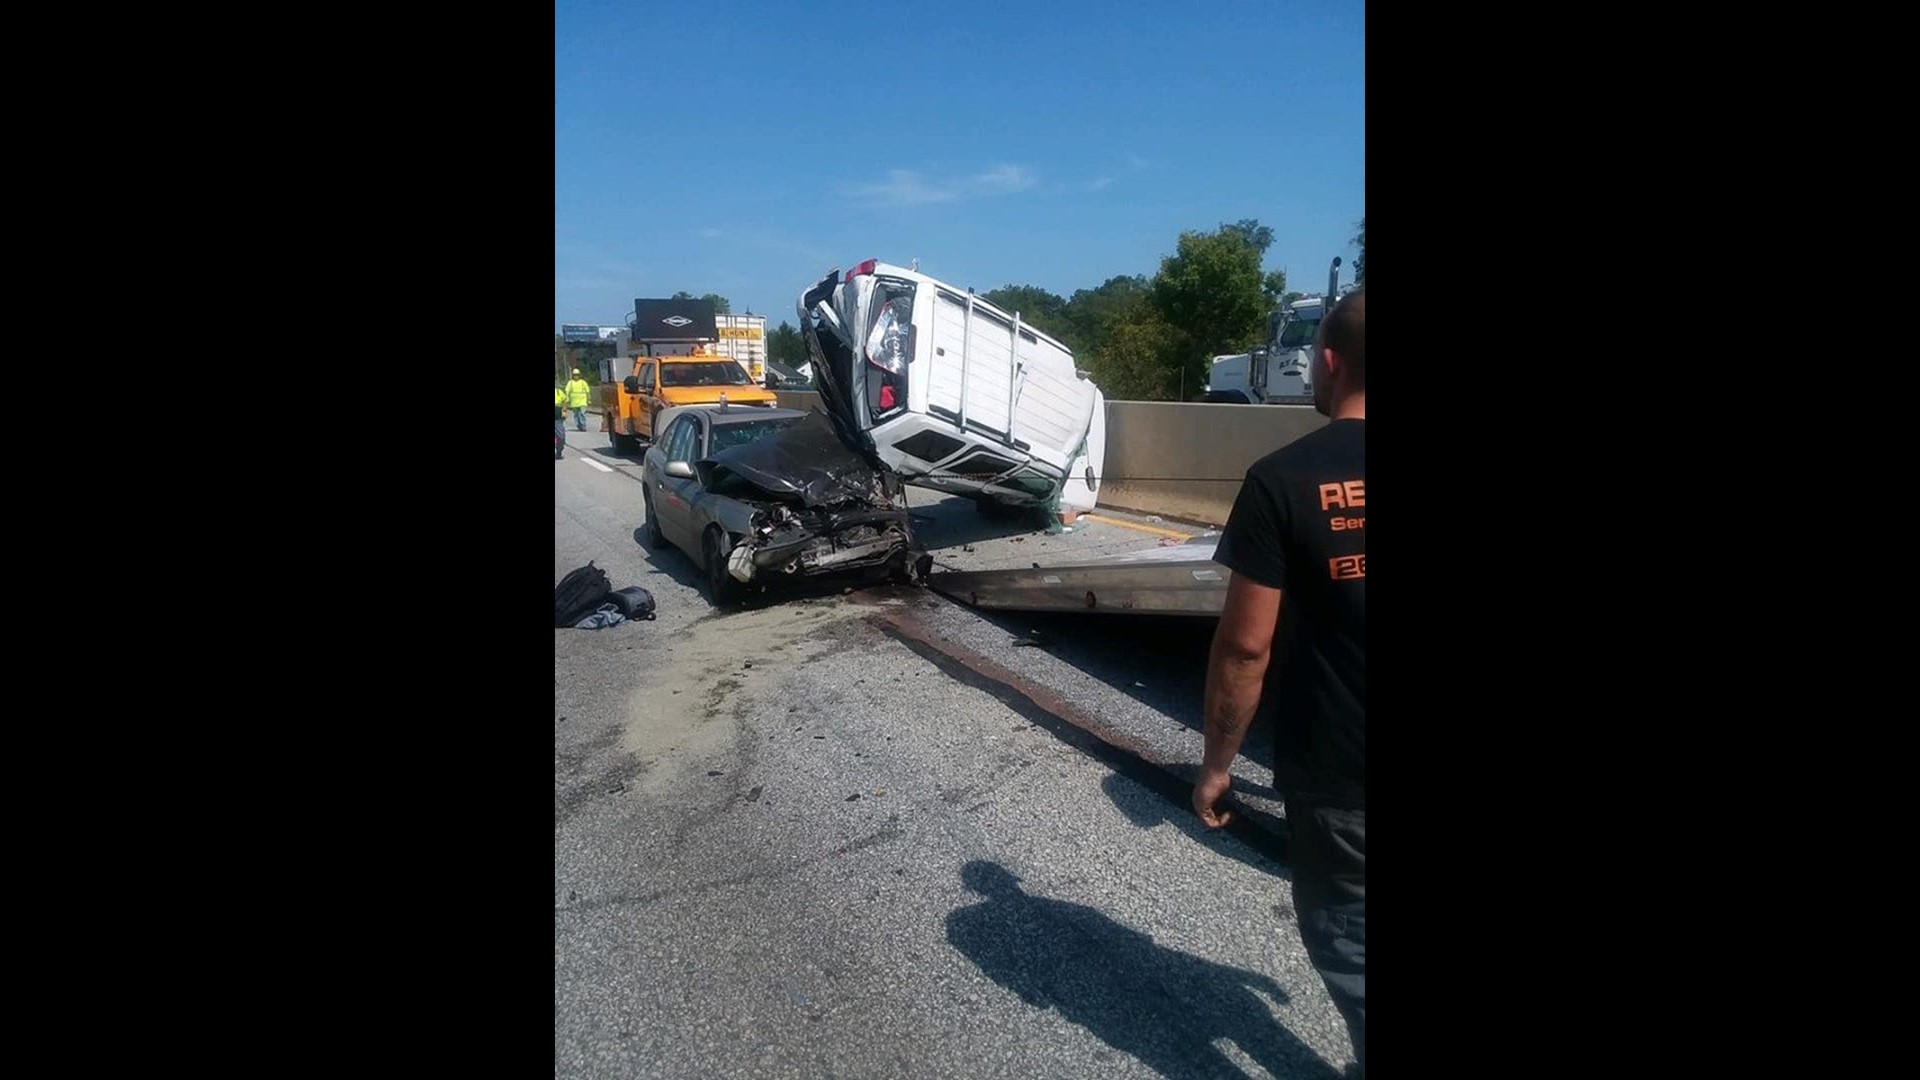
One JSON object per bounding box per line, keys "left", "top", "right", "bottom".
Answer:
{"left": 571, "top": 368, "right": 581, "bottom": 375}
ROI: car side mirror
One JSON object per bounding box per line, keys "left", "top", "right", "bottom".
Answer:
{"left": 664, "top": 461, "right": 695, "bottom": 479}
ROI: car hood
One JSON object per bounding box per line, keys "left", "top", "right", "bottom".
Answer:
{"left": 658, "top": 385, "right": 777, "bottom": 405}
{"left": 695, "top": 408, "right": 897, "bottom": 510}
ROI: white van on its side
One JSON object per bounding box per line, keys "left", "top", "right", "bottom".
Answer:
{"left": 797, "top": 260, "right": 1108, "bottom": 514}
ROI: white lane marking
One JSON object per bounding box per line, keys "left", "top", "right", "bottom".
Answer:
{"left": 581, "top": 457, "right": 613, "bottom": 474}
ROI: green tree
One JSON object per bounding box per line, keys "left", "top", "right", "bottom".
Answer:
{"left": 1262, "top": 270, "right": 1290, "bottom": 310}
{"left": 555, "top": 333, "right": 615, "bottom": 384}
{"left": 666, "top": 290, "right": 732, "bottom": 313}
{"left": 1088, "top": 308, "right": 1187, "bottom": 401}
{"left": 1222, "top": 218, "right": 1275, "bottom": 255}
{"left": 1223, "top": 218, "right": 1298, "bottom": 319}
{"left": 1063, "top": 274, "right": 1150, "bottom": 358}
{"left": 982, "top": 284, "right": 1077, "bottom": 352}
{"left": 766, "top": 320, "right": 808, "bottom": 369}
{"left": 1353, "top": 218, "right": 1365, "bottom": 283}
{"left": 1149, "top": 225, "right": 1271, "bottom": 399}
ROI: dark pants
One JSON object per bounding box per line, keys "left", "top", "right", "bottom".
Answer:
{"left": 1288, "top": 797, "right": 1365, "bottom": 1072}
{"left": 554, "top": 418, "right": 565, "bottom": 458}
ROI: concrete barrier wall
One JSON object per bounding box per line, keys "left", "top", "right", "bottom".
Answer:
{"left": 774, "top": 391, "right": 824, "bottom": 412}
{"left": 760, "top": 392, "right": 1326, "bottom": 526}
{"left": 1098, "top": 401, "right": 1326, "bottom": 525}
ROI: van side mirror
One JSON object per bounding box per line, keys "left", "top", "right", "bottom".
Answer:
{"left": 664, "top": 461, "right": 695, "bottom": 479}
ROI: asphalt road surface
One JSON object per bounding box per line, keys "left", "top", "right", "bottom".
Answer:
{"left": 555, "top": 431, "right": 1355, "bottom": 1079}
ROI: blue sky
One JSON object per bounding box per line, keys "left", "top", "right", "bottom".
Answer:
{"left": 555, "top": 0, "right": 1364, "bottom": 333}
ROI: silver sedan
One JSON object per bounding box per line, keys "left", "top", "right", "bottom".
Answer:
{"left": 641, "top": 405, "right": 921, "bottom": 606}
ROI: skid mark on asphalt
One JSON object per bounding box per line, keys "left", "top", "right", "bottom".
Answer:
{"left": 557, "top": 817, "right": 906, "bottom": 917}
{"left": 868, "top": 611, "right": 1292, "bottom": 869}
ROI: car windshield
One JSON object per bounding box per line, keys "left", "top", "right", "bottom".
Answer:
{"left": 707, "top": 418, "right": 799, "bottom": 454}
{"left": 1278, "top": 316, "right": 1321, "bottom": 349}
{"left": 661, "top": 361, "right": 750, "bottom": 387}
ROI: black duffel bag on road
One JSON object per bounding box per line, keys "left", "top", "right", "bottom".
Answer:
{"left": 554, "top": 562, "right": 613, "bottom": 627}
{"left": 606, "top": 585, "right": 656, "bottom": 621}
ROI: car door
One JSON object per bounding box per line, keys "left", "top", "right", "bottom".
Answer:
{"left": 677, "top": 414, "right": 718, "bottom": 548}
{"left": 655, "top": 415, "right": 705, "bottom": 552}
{"left": 623, "top": 361, "right": 654, "bottom": 436}
{"left": 641, "top": 361, "right": 669, "bottom": 438}
{"left": 644, "top": 414, "right": 685, "bottom": 547}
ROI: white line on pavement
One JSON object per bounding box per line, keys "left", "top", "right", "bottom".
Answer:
{"left": 581, "top": 457, "right": 612, "bottom": 473}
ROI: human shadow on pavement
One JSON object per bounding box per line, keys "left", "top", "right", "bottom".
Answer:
{"left": 1101, "top": 773, "right": 1290, "bottom": 879}
{"left": 946, "top": 861, "right": 1341, "bottom": 1080}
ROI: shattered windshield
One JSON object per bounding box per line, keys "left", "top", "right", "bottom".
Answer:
{"left": 708, "top": 418, "right": 800, "bottom": 454}
{"left": 696, "top": 409, "right": 888, "bottom": 508}
{"left": 661, "top": 362, "right": 751, "bottom": 388}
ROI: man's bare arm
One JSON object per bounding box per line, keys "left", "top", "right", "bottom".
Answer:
{"left": 1193, "top": 574, "right": 1282, "bottom": 827}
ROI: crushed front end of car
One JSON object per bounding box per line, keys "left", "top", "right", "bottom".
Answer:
{"left": 695, "top": 410, "right": 928, "bottom": 589}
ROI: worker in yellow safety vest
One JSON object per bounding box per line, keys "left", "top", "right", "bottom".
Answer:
{"left": 564, "top": 368, "right": 592, "bottom": 431}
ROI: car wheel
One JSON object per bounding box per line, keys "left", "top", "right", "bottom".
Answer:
{"left": 643, "top": 489, "right": 664, "bottom": 548}
{"left": 703, "top": 527, "right": 743, "bottom": 607}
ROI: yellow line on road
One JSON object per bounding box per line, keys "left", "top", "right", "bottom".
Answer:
{"left": 1081, "top": 514, "right": 1196, "bottom": 540}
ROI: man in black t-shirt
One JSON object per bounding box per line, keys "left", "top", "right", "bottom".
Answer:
{"left": 1194, "top": 287, "right": 1365, "bottom": 1075}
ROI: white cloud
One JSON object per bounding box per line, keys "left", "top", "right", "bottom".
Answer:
{"left": 846, "top": 169, "right": 955, "bottom": 206}
{"left": 553, "top": 257, "right": 648, "bottom": 297}
{"left": 968, "top": 164, "right": 1036, "bottom": 195}
{"left": 1126, "top": 153, "right": 1151, "bottom": 170}
{"left": 697, "top": 227, "right": 723, "bottom": 238}
{"left": 844, "top": 164, "right": 1038, "bottom": 206}
{"left": 1087, "top": 177, "right": 1115, "bottom": 191}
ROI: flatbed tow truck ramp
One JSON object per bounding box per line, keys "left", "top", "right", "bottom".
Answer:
{"left": 927, "top": 534, "right": 1228, "bottom": 617}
